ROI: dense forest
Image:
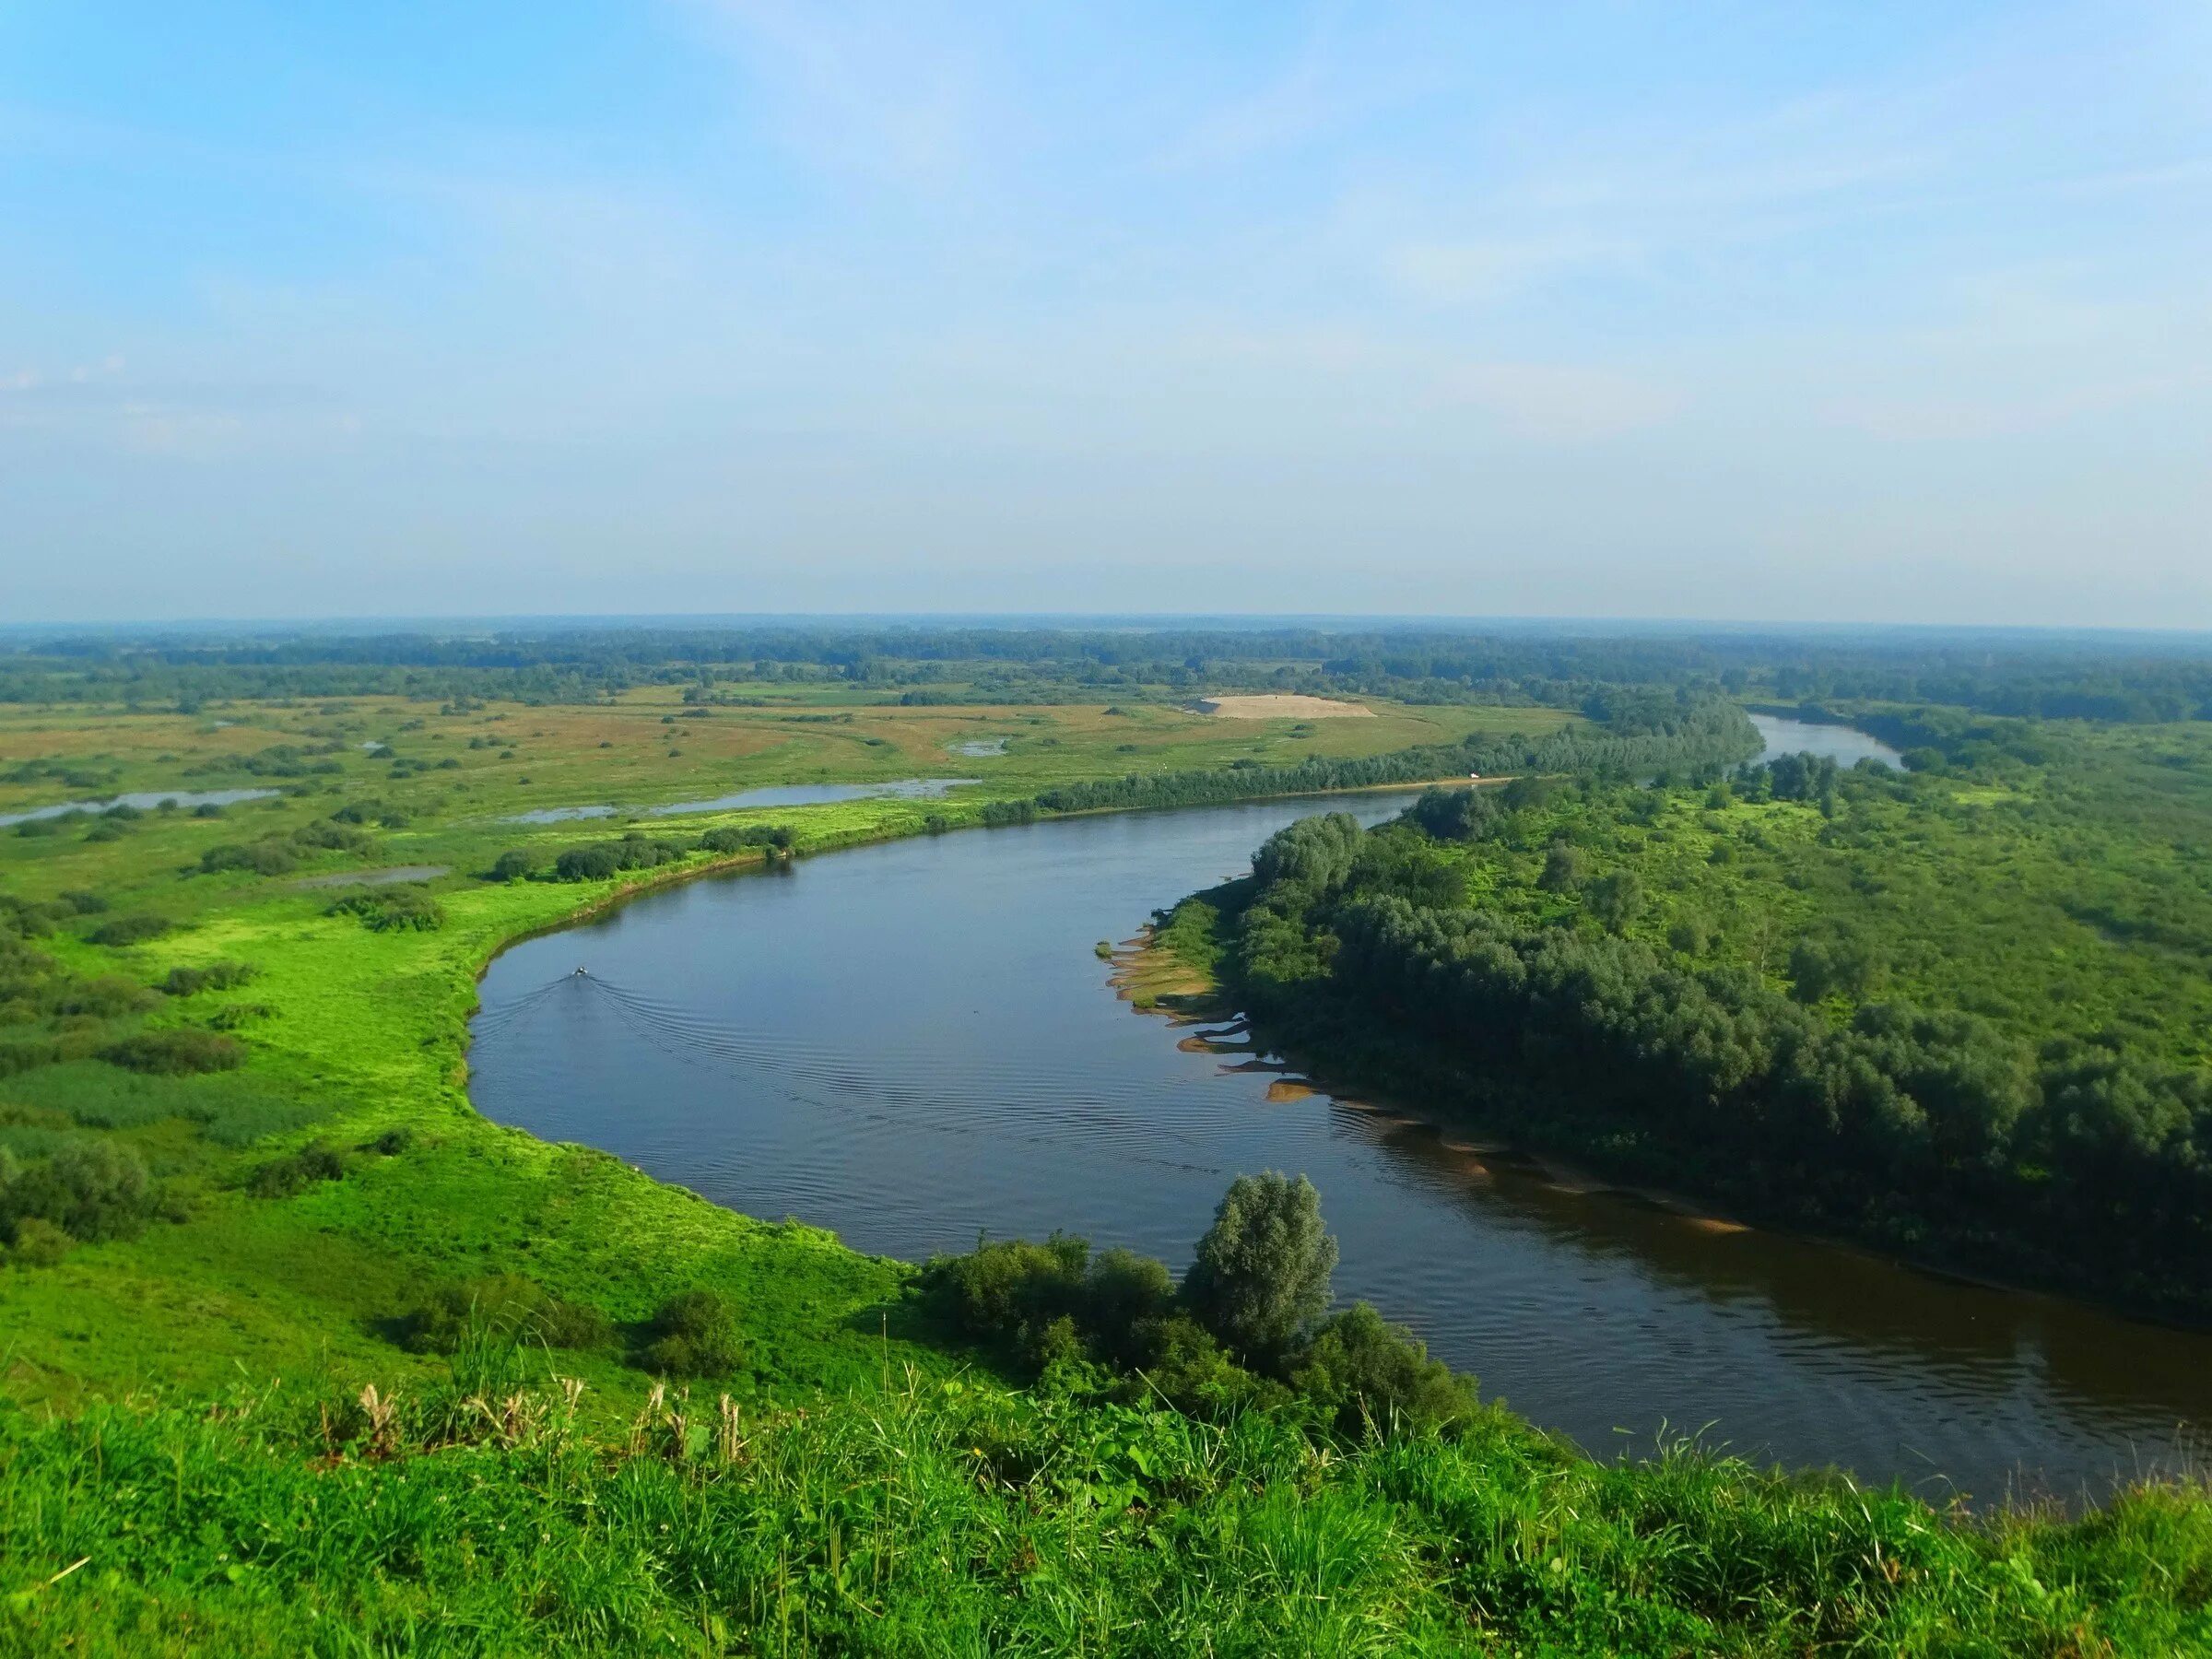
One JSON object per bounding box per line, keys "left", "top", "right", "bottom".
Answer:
{"left": 6, "top": 620, "right": 2212, "bottom": 721}
{"left": 1184, "top": 712, "right": 2212, "bottom": 1317}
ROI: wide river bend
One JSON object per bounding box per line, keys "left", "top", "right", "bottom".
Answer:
{"left": 472, "top": 780, "right": 2209, "bottom": 1505}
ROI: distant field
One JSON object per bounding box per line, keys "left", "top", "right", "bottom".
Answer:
{"left": 1194, "top": 694, "right": 1375, "bottom": 718}
{"left": 0, "top": 690, "right": 1575, "bottom": 831}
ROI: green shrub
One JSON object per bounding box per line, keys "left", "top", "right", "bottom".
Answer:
{"left": 100, "top": 1030, "right": 246, "bottom": 1075}
{"left": 553, "top": 834, "right": 688, "bottom": 882}
{"left": 290, "top": 822, "right": 371, "bottom": 853}
{"left": 49, "top": 975, "right": 158, "bottom": 1018}
{"left": 488, "top": 850, "right": 535, "bottom": 882}
{"left": 394, "top": 1274, "right": 612, "bottom": 1356}
{"left": 364, "top": 1126, "right": 414, "bottom": 1156}
{"left": 2, "top": 1140, "right": 155, "bottom": 1242}
{"left": 918, "top": 1234, "right": 1089, "bottom": 1364}
{"left": 200, "top": 840, "right": 297, "bottom": 876}
{"left": 639, "top": 1288, "right": 743, "bottom": 1377}
{"left": 86, "top": 913, "right": 171, "bottom": 947}
{"left": 159, "top": 961, "right": 259, "bottom": 996}
{"left": 329, "top": 886, "right": 444, "bottom": 933}
{"left": 1289, "top": 1302, "right": 1482, "bottom": 1437}
{"left": 5, "top": 1215, "right": 72, "bottom": 1266}
{"left": 247, "top": 1141, "right": 347, "bottom": 1198}
{"left": 699, "top": 824, "right": 794, "bottom": 855}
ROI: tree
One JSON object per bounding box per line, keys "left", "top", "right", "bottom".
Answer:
{"left": 1584, "top": 869, "right": 1644, "bottom": 934}
{"left": 1182, "top": 1171, "right": 1337, "bottom": 1371}
{"left": 1538, "top": 841, "right": 1587, "bottom": 893}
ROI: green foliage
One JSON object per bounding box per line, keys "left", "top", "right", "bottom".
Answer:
{"left": 1290, "top": 1302, "right": 1482, "bottom": 1437}
{"left": 394, "top": 1273, "right": 612, "bottom": 1355}
{"left": 0, "top": 1138, "right": 155, "bottom": 1242}
{"left": 246, "top": 1140, "right": 347, "bottom": 1198}
{"left": 158, "top": 960, "right": 257, "bottom": 996}
{"left": 99, "top": 1029, "right": 245, "bottom": 1075}
{"left": 327, "top": 884, "right": 444, "bottom": 932}
{"left": 5, "top": 1214, "right": 72, "bottom": 1266}
{"left": 641, "top": 1288, "right": 744, "bottom": 1377}
{"left": 1213, "top": 724, "right": 2212, "bottom": 1314}
{"left": 1182, "top": 1171, "right": 1338, "bottom": 1371}
{"left": 487, "top": 849, "right": 535, "bottom": 881}
{"left": 553, "top": 833, "right": 688, "bottom": 881}
{"left": 85, "top": 912, "right": 170, "bottom": 947}
{"left": 698, "top": 823, "right": 794, "bottom": 854}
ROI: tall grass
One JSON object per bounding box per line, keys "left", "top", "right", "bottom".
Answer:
{"left": 4, "top": 1363, "right": 2206, "bottom": 1655}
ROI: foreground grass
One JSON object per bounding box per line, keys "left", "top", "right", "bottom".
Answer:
{"left": 6, "top": 1361, "right": 2208, "bottom": 1656}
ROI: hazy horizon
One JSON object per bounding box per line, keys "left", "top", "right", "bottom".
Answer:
{"left": 6, "top": 3, "right": 2209, "bottom": 626}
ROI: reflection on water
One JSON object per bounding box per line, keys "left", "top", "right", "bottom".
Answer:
{"left": 470, "top": 794, "right": 2210, "bottom": 1502}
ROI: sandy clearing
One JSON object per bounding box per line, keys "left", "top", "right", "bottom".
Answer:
{"left": 1192, "top": 694, "right": 1374, "bottom": 719}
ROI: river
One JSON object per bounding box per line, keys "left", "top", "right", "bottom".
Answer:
{"left": 469, "top": 791, "right": 2210, "bottom": 1505}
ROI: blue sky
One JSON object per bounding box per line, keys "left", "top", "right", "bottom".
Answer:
{"left": 4, "top": 2, "right": 2208, "bottom": 625}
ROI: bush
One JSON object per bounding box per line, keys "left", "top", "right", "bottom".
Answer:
{"left": 1537, "top": 841, "right": 1587, "bottom": 894}
{"left": 1123, "top": 1312, "right": 1268, "bottom": 1414}
{"left": 3, "top": 1140, "right": 155, "bottom": 1242}
{"left": 5, "top": 1216, "right": 72, "bottom": 1267}
{"left": 394, "top": 1275, "right": 611, "bottom": 1355}
{"left": 100, "top": 1030, "right": 245, "bottom": 1075}
{"left": 247, "top": 1141, "right": 347, "bottom": 1198}
{"left": 553, "top": 845, "right": 622, "bottom": 882}
{"left": 553, "top": 834, "right": 688, "bottom": 882}
{"left": 200, "top": 840, "right": 297, "bottom": 877}
{"left": 290, "top": 822, "right": 371, "bottom": 853}
{"left": 1289, "top": 1302, "right": 1481, "bottom": 1437}
{"left": 918, "top": 1234, "right": 1090, "bottom": 1364}
{"left": 1181, "top": 1171, "right": 1338, "bottom": 1371}
{"left": 1408, "top": 786, "right": 1500, "bottom": 842}
{"left": 698, "top": 824, "right": 794, "bottom": 855}
{"left": 363, "top": 1126, "right": 413, "bottom": 1156}
{"left": 329, "top": 886, "right": 444, "bottom": 933}
{"left": 49, "top": 976, "right": 158, "bottom": 1018}
{"left": 159, "top": 961, "right": 258, "bottom": 996}
{"left": 639, "top": 1288, "right": 744, "bottom": 1377}
{"left": 488, "top": 850, "right": 535, "bottom": 882}
{"left": 86, "top": 914, "right": 171, "bottom": 947}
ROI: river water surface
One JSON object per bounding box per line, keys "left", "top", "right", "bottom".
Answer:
{"left": 471, "top": 786, "right": 2211, "bottom": 1504}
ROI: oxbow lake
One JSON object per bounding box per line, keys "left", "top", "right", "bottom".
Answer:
{"left": 471, "top": 791, "right": 2211, "bottom": 1504}
{"left": 1749, "top": 713, "right": 1906, "bottom": 770}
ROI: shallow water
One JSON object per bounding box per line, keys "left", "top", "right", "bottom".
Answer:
{"left": 0, "top": 787, "right": 279, "bottom": 827}
{"left": 503, "top": 778, "right": 977, "bottom": 824}
{"left": 471, "top": 794, "right": 2212, "bottom": 1502}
